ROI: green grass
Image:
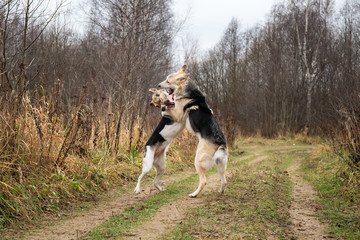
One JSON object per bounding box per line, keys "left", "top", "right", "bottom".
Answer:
{"left": 0, "top": 138, "right": 197, "bottom": 234}
{"left": 84, "top": 145, "right": 265, "bottom": 239}
{"left": 163, "top": 146, "right": 307, "bottom": 240}
{"left": 84, "top": 174, "right": 198, "bottom": 239}
{"left": 302, "top": 151, "right": 360, "bottom": 240}
{"left": 3, "top": 138, "right": 326, "bottom": 240}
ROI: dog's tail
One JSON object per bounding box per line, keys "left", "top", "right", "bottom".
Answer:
{"left": 213, "top": 145, "right": 228, "bottom": 165}
{"left": 213, "top": 145, "right": 228, "bottom": 193}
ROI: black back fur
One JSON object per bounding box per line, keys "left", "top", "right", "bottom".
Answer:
{"left": 182, "top": 81, "right": 227, "bottom": 146}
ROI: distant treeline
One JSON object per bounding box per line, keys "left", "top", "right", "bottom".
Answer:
{"left": 187, "top": 0, "right": 359, "bottom": 140}
{"left": 1, "top": 0, "right": 175, "bottom": 159}
{"left": 1, "top": 0, "right": 359, "bottom": 154}
{"left": 1, "top": 0, "right": 360, "bottom": 228}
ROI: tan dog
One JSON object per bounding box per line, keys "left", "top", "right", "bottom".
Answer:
{"left": 134, "top": 89, "right": 197, "bottom": 193}
{"left": 158, "top": 65, "right": 228, "bottom": 197}
{"left": 148, "top": 88, "right": 191, "bottom": 122}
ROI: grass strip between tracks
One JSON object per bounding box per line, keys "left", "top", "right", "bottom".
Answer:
{"left": 162, "top": 148, "right": 304, "bottom": 239}
{"left": 84, "top": 153, "right": 258, "bottom": 239}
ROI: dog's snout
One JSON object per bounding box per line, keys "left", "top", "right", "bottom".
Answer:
{"left": 158, "top": 84, "right": 161, "bottom": 88}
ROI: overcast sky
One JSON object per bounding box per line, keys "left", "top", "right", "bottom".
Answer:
{"left": 65, "top": 0, "right": 278, "bottom": 56}
{"left": 172, "top": 0, "right": 275, "bottom": 51}
{"left": 63, "top": 0, "right": 345, "bottom": 55}
{"left": 171, "top": 0, "right": 345, "bottom": 56}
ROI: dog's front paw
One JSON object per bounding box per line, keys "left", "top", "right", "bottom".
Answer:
{"left": 189, "top": 105, "right": 199, "bottom": 111}
{"left": 189, "top": 193, "right": 197, "bottom": 198}
{"left": 134, "top": 187, "right": 141, "bottom": 194}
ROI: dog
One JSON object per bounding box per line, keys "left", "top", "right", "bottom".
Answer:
{"left": 158, "top": 64, "right": 228, "bottom": 197}
{"left": 134, "top": 88, "right": 197, "bottom": 193}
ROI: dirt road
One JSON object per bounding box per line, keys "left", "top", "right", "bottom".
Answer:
{"left": 288, "top": 159, "right": 331, "bottom": 239}
{"left": 9, "top": 143, "right": 331, "bottom": 240}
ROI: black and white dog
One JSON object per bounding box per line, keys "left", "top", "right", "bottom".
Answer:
{"left": 158, "top": 65, "right": 228, "bottom": 197}
{"left": 134, "top": 88, "right": 197, "bottom": 193}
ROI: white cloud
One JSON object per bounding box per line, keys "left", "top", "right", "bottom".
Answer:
{"left": 173, "top": 0, "right": 275, "bottom": 51}
{"left": 173, "top": 0, "right": 346, "bottom": 54}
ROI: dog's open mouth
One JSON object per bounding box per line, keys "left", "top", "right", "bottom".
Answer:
{"left": 167, "top": 88, "right": 174, "bottom": 95}
{"left": 164, "top": 100, "right": 175, "bottom": 108}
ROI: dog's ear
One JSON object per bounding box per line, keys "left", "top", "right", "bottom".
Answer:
{"left": 149, "top": 88, "right": 157, "bottom": 93}
{"left": 179, "top": 64, "right": 187, "bottom": 73}
{"left": 178, "top": 77, "right": 187, "bottom": 81}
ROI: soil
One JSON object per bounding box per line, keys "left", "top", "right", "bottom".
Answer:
{"left": 122, "top": 155, "right": 261, "bottom": 240}
{"left": 288, "top": 159, "right": 332, "bottom": 240}
{"left": 6, "top": 148, "right": 332, "bottom": 240}
{"left": 19, "top": 169, "right": 196, "bottom": 240}
{"left": 18, "top": 155, "right": 251, "bottom": 240}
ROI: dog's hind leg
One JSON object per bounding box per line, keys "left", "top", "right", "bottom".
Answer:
{"left": 189, "top": 153, "right": 209, "bottom": 198}
{"left": 189, "top": 166, "right": 207, "bottom": 198}
{"left": 153, "top": 148, "right": 166, "bottom": 191}
{"left": 214, "top": 148, "right": 228, "bottom": 193}
{"left": 134, "top": 146, "right": 155, "bottom": 194}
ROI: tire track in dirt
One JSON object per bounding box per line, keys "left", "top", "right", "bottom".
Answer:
{"left": 10, "top": 146, "right": 312, "bottom": 240}
{"left": 288, "top": 159, "right": 331, "bottom": 240}
{"left": 18, "top": 155, "right": 254, "bottom": 240}
{"left": 247, "top": 155, "right": 268, "bottom": 166}
{"left": 19, "top": 169, "right": 196, "bottom": 240}
{"left": 122, "top": 155, "right": 267, "bottom": 240}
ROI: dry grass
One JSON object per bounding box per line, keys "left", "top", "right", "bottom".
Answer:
{"left": 0, "top": 96, "right": 196, "bottom": 230}
{"left": 326, "top": 95, "right": 360, "bottom": 192}
{"left": 336, "top": 105, "right": 360, "bottom": 170}
{"left": 303, "top": 147, "right": 360, "bottom": 239}
{"left": 165, "top": 143, "right": 297, "bottom": 240}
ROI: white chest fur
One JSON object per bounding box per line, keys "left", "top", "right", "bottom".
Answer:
{"left": 159, "top": 122, "right": 184, "bottom": 140}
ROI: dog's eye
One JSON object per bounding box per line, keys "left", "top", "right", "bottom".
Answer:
{"left": 155, "top": 94, "right": 159, "bottom": 97}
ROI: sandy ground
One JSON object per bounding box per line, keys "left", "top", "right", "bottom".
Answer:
{"left": 7, "top": 147, "right": 333, "bottom": 240}
{"left": 288, "top": 160, "right": 332, "bottom": 240}
{"left": 122, "top": 155, "right": 265, "bottom": 240}
{"left": 21, "top": 169, "right": 196, "bottom": 240}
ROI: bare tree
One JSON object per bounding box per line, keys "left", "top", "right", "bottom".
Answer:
{"left": 0, "top": 0, "right": 63, "bottom": 155}
{"left": 87, "top": 0, "right": 175, "bottom": 151}
{"left": 291, "top": 0, "right": 333, "bottom": 130}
